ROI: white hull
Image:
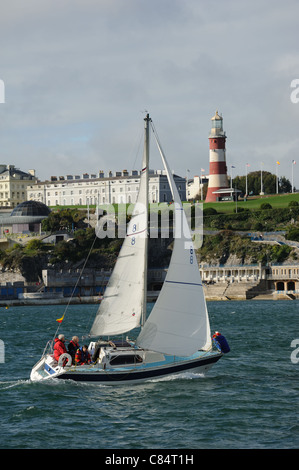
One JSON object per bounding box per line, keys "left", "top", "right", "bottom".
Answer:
{"left": 30, "top": 348, "right": 222, "bottom": 385}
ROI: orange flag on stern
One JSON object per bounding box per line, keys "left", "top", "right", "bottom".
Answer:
{"left": 56, "top": 314, "right": 65, "bottom": 323}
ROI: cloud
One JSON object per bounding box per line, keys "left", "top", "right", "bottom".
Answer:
{"left": 0, "top": 0, "right": 298, "bottom": 188}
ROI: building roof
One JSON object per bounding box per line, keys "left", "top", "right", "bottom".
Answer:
{"left": 0, "top": 201, "right": 51, "bottom": 226}
{"left": 211, "top": 110, "right": 222, "bottom": 121}
{"left": 10, "top": 200, "right": 51, "bottom": 217}
{"left": 0, "top": 164, "right": 35, "bottom": 180}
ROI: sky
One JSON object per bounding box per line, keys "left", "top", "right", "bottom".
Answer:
{"left": 0, "top": 0, "right": 299, "bottom": 188}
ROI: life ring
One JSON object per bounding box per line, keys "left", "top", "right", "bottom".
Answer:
{"left": 58, "top": 353, "right": 72, "bottom": 367}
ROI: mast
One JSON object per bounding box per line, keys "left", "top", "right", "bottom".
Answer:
{"left": 141, "top": 113, "right": 150, "bottom": 327}
{"left": 89, "top": 114, "right": 150, "bottom": 338}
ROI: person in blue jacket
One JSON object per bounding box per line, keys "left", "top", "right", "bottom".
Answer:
{"left": 75, "top": 345, "right": 91, "bottom": 365}
{"left": 212, "top": 331, "right": 230, "bottom": 353}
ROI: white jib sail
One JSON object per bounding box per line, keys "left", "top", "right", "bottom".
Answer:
{"left": 136, "top": 125, "right": 211, "bottom": 356}
{"left": 89, "top": 118, "right": 149, "bottom": 337}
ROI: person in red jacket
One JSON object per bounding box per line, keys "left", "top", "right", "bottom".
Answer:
{"left": 54, "top": 334, "right": 67, "bottom": 362}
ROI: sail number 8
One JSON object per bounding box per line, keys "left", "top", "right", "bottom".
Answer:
{"left": 131, "top": 224, "right": 137, "bottom": 245}
{"left": 190, "top": 247, "right": 194, "bottom": 264}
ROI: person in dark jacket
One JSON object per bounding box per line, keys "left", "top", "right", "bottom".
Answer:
{"left": 54, "top": 334, "right": 67, "bottom": 362}
{"left": 212, "top": 331, "right": 230, "bottom": 353}
{"left": 75, "top": 345, "right": 91, "bottom": 365}
{"left": 68, "top": 336, "right": 79, "bottom": 364}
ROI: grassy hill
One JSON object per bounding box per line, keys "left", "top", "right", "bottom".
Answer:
{"left": 198, "top": 230, "right": 296, "bottom": 266}
{"left": 202, "top": 193, "right": 299, "bottom": 232}
{"left": 2, "top": 193, "right": 299, "bottom": 283}
{"left": 202, "top": 192, "right": 299, "bottom": 214}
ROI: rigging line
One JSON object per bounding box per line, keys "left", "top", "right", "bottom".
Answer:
{"left": 131, "top": 125, "right": 144, "bottom": 171}
{"left": 52, "top": 232, "right": 99, "bottom": 342}
{"left": 150, "top": 120, "right": 164, "bottom": 156}
{"left": 165, "top": 280, "right": 203, "bottom": 287}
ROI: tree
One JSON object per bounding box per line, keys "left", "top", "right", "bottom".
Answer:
{"left": 286, "top": 227, "right": 299, "bottom": 242}
{"left": 23, "top": 239, "right": 43, "bottom": 255}
{"left": 279, "top": 176, "right": 292, "bottom": 193}
{"left": 233, "top": 171, "right": 291, "bottom": 195}
{"left": 41, "top": 208, "right": 87, "bottom": 232}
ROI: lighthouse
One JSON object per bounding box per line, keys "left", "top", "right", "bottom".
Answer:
{"left": 205, "top": 111, "right": 230, "bottom": 202}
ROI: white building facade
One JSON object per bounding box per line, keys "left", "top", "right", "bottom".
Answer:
{"left": 0, "top": 165, "right": 37, "bottom": 208}
{"left": 186, "top": 175, "right": 209, "bottom": 201}
{"left": 27, "top": 170, "right": 186, "bottom": 207}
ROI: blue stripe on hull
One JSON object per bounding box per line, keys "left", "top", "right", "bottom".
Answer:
{"left": 57, "top": 354, "right": 222, "bottom": 383}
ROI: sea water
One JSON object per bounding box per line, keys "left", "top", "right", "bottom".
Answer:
{"left": 0, "top": 300, "right": 298, "bottom": 449}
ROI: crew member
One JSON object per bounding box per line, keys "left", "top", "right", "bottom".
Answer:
{"left": 75, "top": 345, "right": 91, "bottom": 365}
{"left": 54, "top": 334, "right": 67, "bottom": 362}
{"left": 68, "top": 336, "right": 80, "bottom": 364}
{"left": 212, "top": 331, "right": 230, "bottom": 353}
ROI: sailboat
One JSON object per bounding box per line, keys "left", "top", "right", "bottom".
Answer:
{"left": 30, "top": 114, "right": 227, "bottom": 384}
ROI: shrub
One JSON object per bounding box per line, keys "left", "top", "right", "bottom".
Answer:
{"left": 286, "top": 227, "right": 299, "bottom": 242}
{"left": 260, "top": 202, "right": 272, "bottom": 210}
{"left": 23, "top": 239, "right": 43, "bottom": 255}
{"left": 270, "top": 244, "right": 292, "bottom": 263}
{"left": 203, "top": 207, "right": 218, "bottom": 216}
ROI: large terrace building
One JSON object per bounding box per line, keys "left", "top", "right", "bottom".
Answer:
{"left": 0, "top": 165, "right": 37, "bottom": 208}
{"left": 27, "top": 170, "right": 186, "bottom": 206}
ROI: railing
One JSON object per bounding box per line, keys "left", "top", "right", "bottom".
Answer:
{"left": 41, "top": 340, "right": 54, "bottom": 358}
{"left": 276, "top": 289, "right": 299, "bottom": 294}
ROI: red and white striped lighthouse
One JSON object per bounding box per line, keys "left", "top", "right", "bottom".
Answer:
{"left": 205, "top": 111, "right": 229, "bottom": 202}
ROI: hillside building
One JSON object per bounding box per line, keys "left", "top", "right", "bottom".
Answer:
{"left": 27, "top": 170, "right": 186, "bottom": 206}
{"left": 0, "top": 165, "right": 37, "bottom": 208}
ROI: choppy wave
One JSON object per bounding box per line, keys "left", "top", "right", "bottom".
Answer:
{"left": 1, "top": 301, "right": 299, "bottom": 449}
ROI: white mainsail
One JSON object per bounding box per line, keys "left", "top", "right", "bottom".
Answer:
{"left": 136, "top": 124, "right": 211, "bottom": 356}
{"left": 89, "top": 117, "right": 149, "bottom": 337}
